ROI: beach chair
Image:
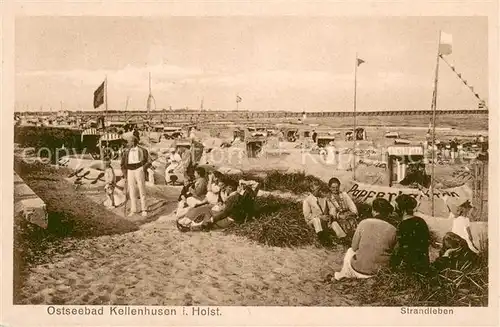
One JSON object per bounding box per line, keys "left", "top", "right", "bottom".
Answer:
{"left": 80, "top": 128, "right": 102, "bottom": 159}
{"left": 99, "top": 132, "right": 126, "bottom": 160}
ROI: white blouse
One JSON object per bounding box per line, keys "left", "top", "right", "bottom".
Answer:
{"left": 451, "top": 215, "right": 479, "bottom": 253}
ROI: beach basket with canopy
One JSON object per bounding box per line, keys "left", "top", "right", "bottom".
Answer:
{"left": 245, "top": 135, "right": 266, "bottom": 158}
{"left": 99, "top": 132, "right": 126, "bottom": 159}
{"left": 172, "top": 139, "right": 205, "bottom": 163}
{"left": 163, "top": 126, "right": 184, "bottom": 139}
{"left": 80, "top": 128, "right": 102, "bottom": 158}
{"left": 280, "top": 127, "right": 299, "bottom": 142}
{"left": 386, "top": 145, "right": 426, "bottom": 187}
{"left": 345, "top": 128, "right": 367, "bottom": 141}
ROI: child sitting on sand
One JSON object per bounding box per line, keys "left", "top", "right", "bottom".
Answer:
{"left": 103, "top": 159, "right": 117, "bottom": 208}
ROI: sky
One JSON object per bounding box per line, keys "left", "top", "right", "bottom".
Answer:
{"left": 15, "top": 16, "right": 488, "bottom": 112}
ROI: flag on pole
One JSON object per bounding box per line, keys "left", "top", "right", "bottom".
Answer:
{"left": 236, "top": 95, "right": 242, "bottom": 103}
{"left": 93, "top": 81, "right": 105, "bottom": 109}
{"left": 439, "top": 31, "right": 453, "bottom": 56}
{"left": 357, "top": 58, "right": 365, "bottom": 66}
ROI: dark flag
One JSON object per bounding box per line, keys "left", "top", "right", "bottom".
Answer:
{"left": 357, "top": 58, "right": 365, "bottom": 66}
{"left": 93, "top": 81, "right": 105, "bottom": 108}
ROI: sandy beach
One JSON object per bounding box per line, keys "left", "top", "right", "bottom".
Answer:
{"left": 18, "top": 212, "right": 353, "bottom": 306}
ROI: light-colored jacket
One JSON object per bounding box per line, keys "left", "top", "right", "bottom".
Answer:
{"left": 302, "top": 194, "right": 335, "bottom": 225}
{"left": 329, "top": 192, "right": 358, "bottom": 218}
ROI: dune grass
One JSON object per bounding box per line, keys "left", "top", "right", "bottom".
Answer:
{"left": 13, "top": 159, "right": 138, "bottom": 303}
{"left": 227, "top": 170, "right": 328, "bottom": 195}
{"left": 331, "top": 238, "right": 488, "bottom": 307}
{"left": 225, "top": 196, "right": 339, "bottom": 249}
{"left": 224, "top": 170, "right": 488, "bottom": 306}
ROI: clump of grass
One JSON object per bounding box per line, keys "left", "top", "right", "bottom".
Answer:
{"left": 332, "top": 239, "right": 489, "bottom": 307}
{"left": 225, "top": 196, "right": 337, "bottom": 248}
{"left": 227, "top": 170, "right": 328, "bottom": 195}
{"left": 15, "top": 126, "right": 83, "bottom": 163}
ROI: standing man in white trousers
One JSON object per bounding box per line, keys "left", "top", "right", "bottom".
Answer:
{"left": 121, "top": 135, "right": 150, "bottom": 217}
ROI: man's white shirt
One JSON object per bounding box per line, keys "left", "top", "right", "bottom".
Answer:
{"left": 128, "top": 147, "right": 140, "bottom": 164}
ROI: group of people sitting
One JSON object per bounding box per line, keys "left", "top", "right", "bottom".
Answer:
{"left": 303, "top": 178, "right": 360, "bottom": 245}
{"left": 304, "top": 178, "right": 482, "bottom": 281}
{"left": 175, "top": 166, "right": 259, "bottom": 232}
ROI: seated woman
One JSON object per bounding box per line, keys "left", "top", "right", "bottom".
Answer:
{"left": 446, "top": 199, "right": 480, "bottom": 254}
{"left": 190, "top": 170, "right": 224, "bottom": 207}
{"left": 303, "top": 180, "right": 335, "bottom": 245}
{"left": 176, "top": 166, "right": 208, "bottom": 218}
{"left": 332, "top": 198, "right": 397, "bottom": 280}
{"left": 390, "top": 194, "right": 431, "bottom": 274}
{"left": 432, "top": 232, "right": 479, "bottom": 272}
{"left": 328, "top": 177, "right": 359, "bottom": 240}
{"left": 165, "top": 148, "right": 182, "bottom": 185}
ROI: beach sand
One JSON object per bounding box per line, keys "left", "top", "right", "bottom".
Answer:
{"left": 19, "top": 213, "right": 352, "bottom": 306}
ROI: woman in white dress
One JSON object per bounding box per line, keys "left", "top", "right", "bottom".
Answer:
{"left": 165, "top": 148, "right": 182, "bottom": 184}
{"left": 447, "top": 199, "right": 480, "bottom": 254}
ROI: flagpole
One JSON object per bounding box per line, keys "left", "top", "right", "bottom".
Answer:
{"left": 104, "top": 75, "right": 109, "bottom": 152}
{"left": 352, "top": 53, "right": 358, "bottom": 181}
{"left": 236, "top": 94, "right": 239, "bottom": 111}
{"left": 148, "top": 72, "right": 152, "bottom": 151}
{"left": 430, "top": 31, "right": 442, "bottom": 217}
{"left": 105, "top": 75, "right": 108, "bottom": 120}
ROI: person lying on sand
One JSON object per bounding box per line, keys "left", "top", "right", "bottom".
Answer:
{"left": 177, "top": 180, "right": 239, "bottom": 232}
{"left": 330, "top": 198, "right": 397, "bottom": 281}
{"left": 178, "top": 179, "right": 259, "bottom": 232}
{"left": 199, "top": 180, "right": 259, "bottom": 229}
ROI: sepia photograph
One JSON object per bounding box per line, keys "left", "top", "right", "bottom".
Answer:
{"left": 8, "top": 11, "right": 495, "bottom": 320}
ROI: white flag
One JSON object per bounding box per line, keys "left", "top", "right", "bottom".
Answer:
{"left": 439, "top": 31, "right": 452, "bottom": 56}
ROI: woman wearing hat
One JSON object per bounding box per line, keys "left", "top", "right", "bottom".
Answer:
{"left": 447, "top": 199, "right": 480, "bottom": 254}
{"left": 391, "top": 194, "right": 431, "bottom": 273}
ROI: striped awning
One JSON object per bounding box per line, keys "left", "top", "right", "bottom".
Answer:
{"left": 99, "top": 132, "right": 122, "bottom": 142}
{"left": 81, "top": 128, "right": 101, "bottom": 142}
{"left": 81, "top": 128, "right": 100, "bottom": 136}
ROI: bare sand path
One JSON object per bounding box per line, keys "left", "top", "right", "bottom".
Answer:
{"left": 19, "top": 213, "right": 352, "bottom": 306}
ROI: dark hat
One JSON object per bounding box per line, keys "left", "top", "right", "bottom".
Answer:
{"left": 458, "top": 200, "right": 474, "bottom": 209}
{"left": 372, "top": 198, "right": 394, "bottom": 215}
{"left": 395, "top": 194, "right": 418, "bottom": 212}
